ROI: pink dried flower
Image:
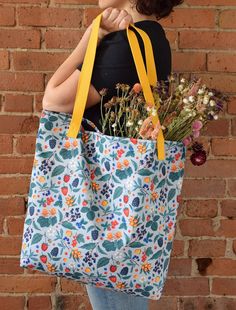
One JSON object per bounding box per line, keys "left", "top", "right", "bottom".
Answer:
{"left": 192, "top": 120, "right": 203, "bottom": 132}
{"left": 183, "top": 136, "right": 192, "bottom": 146}
{"left": 187, "top": 78, "right": 202, "bottom": 96}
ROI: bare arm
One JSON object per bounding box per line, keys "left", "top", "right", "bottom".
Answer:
{"left": 42, "top": 24, "right": 107, "bottom": 113}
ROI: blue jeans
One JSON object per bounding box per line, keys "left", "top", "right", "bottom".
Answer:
{"left": 86, "top": 284, "right": 149, "bottom": 310}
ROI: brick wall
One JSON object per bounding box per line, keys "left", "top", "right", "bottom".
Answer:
{"left": 0, "top": 0, "right": 235, "bottom": 309}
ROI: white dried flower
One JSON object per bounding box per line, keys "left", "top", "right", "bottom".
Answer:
{"left": 209, "top": 100, "right": 216, "bottom": 106}
{"left": 180, "top": 78, "right": 186, "bottom": 83}
{"left": 138, "top": 120, "right": 143, "bottom": 125}
{"left": 126, "top": 121, "right": 133, "bottom": 127}
{"left": 183, "top": 98, "right": 189, "bottom": 104}
{"left": 213, "top": 114, "right": 219, "bottom": 120}
{"left": 203, "top": 96, "right": 209, "bottom": 105}
{"left": 112, "top": 123, "right": 117, "bottom": 128}
{"left": 178, "top": 85, "right": 184, "bottom": 91}
{"left": 198, "top": 89, "right": 205, "bottom": 95}
{"left": 208, "top": 91, "right": 214, "bottom": 97}
{"left": 146, "top": 106, "right": 152, "bottom": 112}
{"left": 135, "top": 127, "right": 139, "bottom": 131}
{"left": 192, "top": 111, "right": 197, "bottom": 116}
{"left": 189, "top": 96, "right": 195, "bottom": 103}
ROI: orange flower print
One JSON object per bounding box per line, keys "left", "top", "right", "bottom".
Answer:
{"left": 107, "top": 232, "right": 113, "bottom": 240}
{"left": 123, "top": 159, "right": 129, "bottom": 167}
{"left": 66, "top": 196, "right": 75, "bottom": 207}
{"left": 47, "top": 262, "right": 56, "bottom": 273}
{"left": 129, "top": 215, "right": 139, "bottom": 227}
{"left": 171, "top": 164, "right": 178, "bottom": 172}
{"left": 117, "top": 161, "right": 123, "bottom": 169}
{"left": 72, "top": 140, "right": 78, "bottom": 147}
{"left": 50, "top": 208, "right": 56, "bottom": 216}
{"left": 151, "top": 192, "right": 159, "bottom": 202}
{"left": 64, "top": 141, "right": 71, "bottom": 149}
{"left": 141, "top": 262, "right": 152, "bottom": 272}
{"left": 115, "top": 231, "right": 122, "bottom": 239}
{"left": 41, "top": 208, "right": 49, "bottom": 217}
{"left": 137, "top": 144, "right": 146, "bottom": 154}
{"left": 116, "top": 282, "right": 126, "bottom": 289}
{"left": 71, "top": 249, "right": 82, "bottom": 259}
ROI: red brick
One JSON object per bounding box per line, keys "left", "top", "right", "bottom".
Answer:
{"left": 232, "top": 119, "right": 236, "bottom": 136}
{"left": 45, "top": 29, "right": 84, "bottom": 49}
{"left": 179, "top": 297, "right": 236, "bottom": 310}
{"left": 0, "top": 157, "right": 33, "bottom": 174}
{"left": 228, "top": 96, "right": 236, "bottom": 114}
{"left": 171, "top": 239, "right": 185, "bottom": 257}
{"left": 0, "top": 275, "right": 57, "bottom": 293}
{"left": 13, "top": 51, "right": 69, "bottom": 71}
{"left": 168, "top": 258, "right": 192, "bottom": 276}
{"left": 228, "top": 180, "right": 236, "bottom": 197}
{"left": 0, "top": 257, "right": 23, "bottom": 274}
{"left": 0, "top": 72, "right": 44, "bottom": 92}
{"left": 189, "top": 239, "right": 226, "bottom": 257}
{"left": 0, "top": 29, "right": 40, "bottom": 48}
{"left": 216, "top": 219, "right": 236, "bottom": 237}
{"left": 0, "top": 197, "right": 25, "bottom": 216}
{"left": 0, "top": 236, "right": 22, "bottom": 255}
{"left": 15, "top": 135, "right": 36, "bottom": 154}
{"left": 18, "top": 7, "right": 83, "bottom": 28}
{"left": 221, "top": 200, "right": 236, "bottom": 218}
{"left": 4, "top": 94, "right": 33, "bottom": 112}
{"left": 0, "top": 50, "right": 9, "bottom": 70}
{"left": 179, "top": 219, "right": 215, "bottom": 237}
{"left": 0, "top": 296, "right": 25, "bottom": 310}
{"left": 173, "top": 51, "right": 206, "bottom": 72}
{"left": 233, "top": 240, "right": 236, "bottom": 254}
{"left": 60, "top": 277, "right": 86, "bottom": 293}
{"left": 163, "top": 278, "right": 209, "bottom": 296}
{"left": 0, "top": 176, "right": 30, "bottom": 195}
{"left": 219, "top": 10, "right": 236, "bottom": 28}
{"left": 208, "top": 53, "right": 236, "bottom": 73}
{"left": 184, "top": 199, "right": 218, "bottom": 218}
{"left": 182, "top": 179, "right": 226, "bottom": 198}
{"left": 162, "top": 8, "right": 216, "bottom": 28}
{"left": 211, "top": 138, "right": 236, "bottom": 156}
{"left": 202, "top": 119, "right": 229, "bottom": 136}
{"left": 28, "top": 296, "right": 52, "bottom": 310}
{"left": 0, "top": 115, "right": 39, "bottom": 134}
{"left": 54, "top": 294, "right": 92, "bottom": 310}
{"left": 150, "top": 296, "right": 177, "bottom": 310}
{"left": 180, "top": 30, "right": 236, "bottom": 50}
{"left": 185, "top": 160, "right": 236, "bottom": 178}
{"left": 0, "top": 6, "right": 15, "bottom": 26}
{"left": 7, "top": 217, "right": 25, "bottom": 235}
{"left": 0, "top": 135, "right": 13, "bottom": 154}
{"left": 206, "top": 259, "right": 236, "bottom": 276}
{"left": 212, "top": 278, "right": 236, "bottom": 295}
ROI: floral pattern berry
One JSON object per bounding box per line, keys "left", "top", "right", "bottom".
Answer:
{"left": 20, "top": 110, "right": 186, "bottom": 300}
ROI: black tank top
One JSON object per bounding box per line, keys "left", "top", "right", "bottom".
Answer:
{"left": 77, "top": 20, "right": 171, "bottom": 132}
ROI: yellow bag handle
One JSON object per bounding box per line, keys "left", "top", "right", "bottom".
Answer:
{"left": 67, "top": 13, "right": 165, "bottom": 160}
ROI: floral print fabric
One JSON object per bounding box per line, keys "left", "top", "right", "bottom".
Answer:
{"left": 20, "top": 110, "right": 186, "bottom": 300}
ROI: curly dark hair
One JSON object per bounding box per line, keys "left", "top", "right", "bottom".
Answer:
{"left": 134, "top": 0, "right": 184, "bottom": 20}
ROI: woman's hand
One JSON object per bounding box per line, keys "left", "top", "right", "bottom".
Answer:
{"left": 99, "top": 7, "right": 133, "bottom": 39}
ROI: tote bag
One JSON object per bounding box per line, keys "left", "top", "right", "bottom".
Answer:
{"left": 20, "top": 12, "right": 186, "bottom": 300}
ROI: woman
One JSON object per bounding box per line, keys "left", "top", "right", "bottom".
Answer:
{"left": 42, "top": 0, "right": 183, "bottom": 309}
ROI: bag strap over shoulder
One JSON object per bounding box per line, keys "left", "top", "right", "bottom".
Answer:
{"left": 67, "top": 12, "right": 165, "bottom": 160}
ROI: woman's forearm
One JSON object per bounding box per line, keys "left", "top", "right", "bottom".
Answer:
{"left": 46, "top": 24, "right": 107, "bottom": 89}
